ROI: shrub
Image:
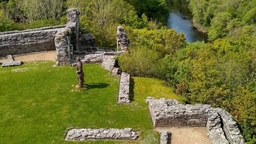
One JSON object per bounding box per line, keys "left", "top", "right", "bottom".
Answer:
{"left": 119, "top": 47, "right": 165, "bottom": 78}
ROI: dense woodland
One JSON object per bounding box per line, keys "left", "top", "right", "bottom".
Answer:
{"left": 0, "top": 0, "right": 255, "bottom": 143}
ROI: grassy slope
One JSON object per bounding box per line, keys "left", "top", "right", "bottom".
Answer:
{"left": 0, "top": 61, "right": 186, "bottom": 144}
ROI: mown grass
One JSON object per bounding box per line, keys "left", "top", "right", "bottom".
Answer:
{"left": 0, "top": 61, "right": 186, "bottom": 144}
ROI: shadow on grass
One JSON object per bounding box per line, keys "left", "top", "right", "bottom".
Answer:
{"left": 85, "top": 83, "right": 110, "bottom": 89}
{"left": 129, "top": 77, "right": 134, "bottom": 101}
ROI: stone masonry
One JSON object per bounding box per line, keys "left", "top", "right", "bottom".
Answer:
{"left": 146, "top": 97, "right": 213, "bottom": 127}
{"left": 160, "top": 131, "right": 169, "bottom": 144}
{"left": 207, "top": 112, "right": 230, "bottom": 144}
{"left": 1, "top": 55, "right": 22, "bottom": 67}
{"left": 146, "top": 97, "right": 245, "bottom": 144}
{"left": 118, "top": 72, "right": 130, "bottom": 103}
{"left": 214, "top": 108, "right": 245, "bottom": 144}
{"left": 0, "top": 9, "right": 96, "bottom": 61}
{"left": 116, "top": 26, "right": 129, "bottom": 51}
{"left": 80, "top": 52, "right": 130, "bottom": 103}
{"left": 54, "top": 8, "right": 79, "bottom": 65}
{"left": 65, "top": 128, "right": 138, "bottom": 141}
{"left": 0, "top": 26, "right": 64, "bottom": 57}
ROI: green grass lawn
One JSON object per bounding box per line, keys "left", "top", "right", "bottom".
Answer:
{"left": 0, "top": 61, "right": 186, "bottom": 144}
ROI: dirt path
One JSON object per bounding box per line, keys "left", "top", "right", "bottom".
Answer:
{"left": 155, "top": 127, "right": 212, "bottom": 144}
{"left": 0, "top": 51, "right": 56, "bottom": 62}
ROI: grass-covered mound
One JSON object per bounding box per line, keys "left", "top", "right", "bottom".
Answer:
{"left": 0, "top": 61, "right": 186, "bottom": 144}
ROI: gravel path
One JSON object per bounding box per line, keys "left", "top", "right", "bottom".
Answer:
{"left": 0, "top": 51, "right": 56, "bottom": 62}
{"left": 155, "top": 127, "right": 212, "bottom": 144}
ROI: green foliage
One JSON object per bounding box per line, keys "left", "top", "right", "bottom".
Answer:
{"left": 189, "top": 0, "right": 256, "bottom": 41}
{"left": 0, "top": 10, "right": 14, "bottom": 31}
{"left": 119, "top": 47, "right": 165, "bottom": 78}
{"left": 208, "top": 12, "right": 232, "bottom": 41}
{"left": 126, "top": 27, "right": 186, "bottom": 56}
{"left": 67, "top": 0, "right": 137, "bottom": 47}
{"left": 118, "top": 27, "right": 186, "bottom": 79}
{"left": 243, "top": 7, "right": 256, "bottom": 24}
{"left": 165, "top": 38, "right": 256, "bottom": 142}
{"left": 27, "top": 19, "right": 60, "bottom": 29}
{"left": 124, "top": 0, "right": 169, "bottom": 24}
{"left": 123, "top": 11, "right": 148, "bottom": 29}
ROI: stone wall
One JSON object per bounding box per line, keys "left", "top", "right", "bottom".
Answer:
{"left": 160, "top": 131, "right": 169, "bottom": 144}
{"left": 214, "top": 108, "right": 245, "bottom": 144}
{"left": 80, "top": 52, "right": 130, "bottom": 103}
{"left": 146, "top": 97, "right": 213, "bottom": 127}
{"left": 146, "top": 97, "right": 245, "bottom": 144}
{"left": 207, "top": 112, "right": 230, "bottom": 144}
{"left": 0, "top": 26, "right": 64, "bottom": 58}
{"left": 118, "top": 72, "right": 130, "bottom": 103}
{"left": 0, "top": 8, "right": 96, "bottom": 60}
{"left": 81, "top": 52, "right": 122, "bottom": 76}
{"left": 65, "top": 128, "right": 138, "bottom": 141}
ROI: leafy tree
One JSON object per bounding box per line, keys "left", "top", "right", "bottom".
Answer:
{"left": 208, "top": 12, "right": 232, "bottom": 41}
{"left": 67, "top": 0, "right": 136, "bottom": 47}
{"left": 243, "top": 7, "right": 256, "bottom": 24}
{"left": 126, "top": 27, "right": 186, "bottom": 56}
{"left": 21, "top": 0, "right": 64, "bottom": 22}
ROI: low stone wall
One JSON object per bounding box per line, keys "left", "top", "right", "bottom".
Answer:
{"left": 207, "top": 112, "right": 229, "bottom": 144}
{"left": 146, "top": 97, "right": 213, "bottom": 127}
{"left": 160, "top": 131, "right": 169, "bottom": 144}
{"left": 0, "top": 26, "right": 64, "bottom": 58}
{"left": 214, "top": 108, "right": 245, "bottom": 144}
{"left": 81, "top": 53, "right": 130, "bottom": 103}
{"left": 1, "top": 55, "right": 22, "bottom": 67}
{"left": 146, "top": 97, "right": 245, "bottom": 144}
{"left": 118, "top": 72, "right": 130, "bottom": 103}
{"left": 65, "top": 128, "right": 138, "bottom": 141}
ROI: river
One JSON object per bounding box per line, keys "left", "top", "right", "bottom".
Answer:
{"left": 167, "top": 1, "right": 207, "bottom": 42}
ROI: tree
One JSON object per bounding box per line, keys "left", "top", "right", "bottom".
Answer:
{"left": 67, "top": 0, "right": 135, "bottom": 47}
{"left": 208, "top": 12, "right": 232, "bottom": 41}
{"left": 21, "top": 0, "right": 64, "bottom": 22}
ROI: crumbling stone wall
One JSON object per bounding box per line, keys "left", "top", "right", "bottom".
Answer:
{"left": 146, "top": 97, "right": 213, "bottom": 127}
{"left": 1, "top": 55, "right": 22, "bottom": 67}
{"left": 80, "top": 53, "right": 130, "bottom": 103}
{"left": 0, "top": 26, "right": 64, "bottom": 57}
{"left": 207, "top": 112, "right": 230, "bottom": 144}
{"left": 146, "top": 97, "right": 245, "bottom": 144}
{"left": 214, "top": 108, "right": 244, "bottom": 144}
{"left": 160, "top": 131, "right": 169, "bottom": 144}
{"left": 65, "top": 128, "right": 138, "bottom": 141}
{"left": 118, "top": 72, "right": 130, "bottom": 103}
{"left": 54, "top": 8, "right": 79, "bottom": 65}
{"left": 116, "top": 26, "right": 129, "bottom": 51}
{"left": 0, "top": 8, "right": 96, "bottom": 60}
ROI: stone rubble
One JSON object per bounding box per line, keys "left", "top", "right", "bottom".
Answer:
{"left": 54, "top": 8, "right": 79, "bottom": 65}
{"left": 78, "top": 28, "right": 97, "bottom": 52}
{"left": 101, "top": 55, "right": 115, "bottom": 71}
{"left": 160, "top": 131, "right": 169, "bottom": 144}
{"left": 116, "top": 26, "right": 129, "bottom": 51}
{"left": 118, "top": 72, "right": 130, "bottom": 103}
{"left": 207, "top": 112, "right": 229, "bottom": 144}
{"left": 146, "top": 97, "right": 245, "bottom": 144}
{"left": 215, "top": 108, "right": 245, "bottom": 144}
{"left": 82, "top": 53, "right": 104, "bottom": 63}
{"left": 65, "top": 128, "right": 138, "bottom": 141}
{"left": 2, "top": 55, "right": 22, "bottom": 67}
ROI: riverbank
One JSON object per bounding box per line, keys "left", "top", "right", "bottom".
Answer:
{"left": 191, "top": 20, "right": 208, "bottom": 34}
